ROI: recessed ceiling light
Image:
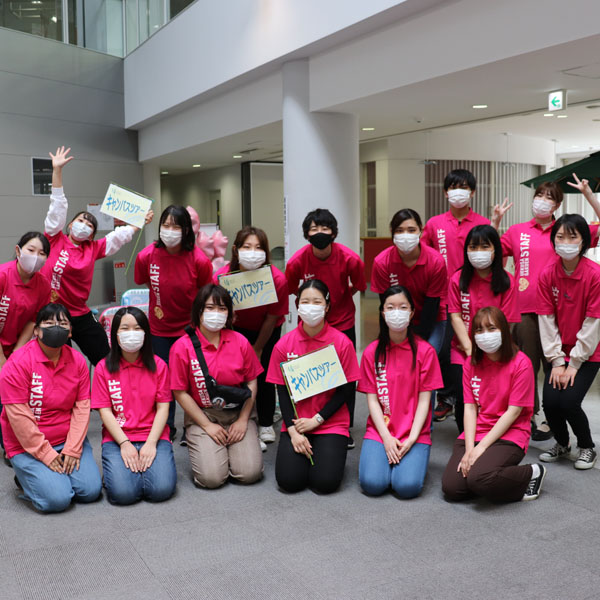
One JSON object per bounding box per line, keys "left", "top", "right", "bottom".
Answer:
{"left": 192, "top": 164, "right": 201, "bottom": 168}
{"left": 361, "top": 127, "right": 375, "bottom": 131}
{"left": 232, "top": 155, "right": 242, "bottom": 159}
{"left": 571, "top": 145, "right": 580, "bottom": 148}
{"left": 472, "top": 104, "right": 488, "bottom": 109}
{"left": 161, "top": 171, "right": 168, "bottom": 175}
{"left": 543, "top": 113, "right": 554, "bottom": 117}
{"left": 557, "top": 115, "right": 568, "bottom": 118}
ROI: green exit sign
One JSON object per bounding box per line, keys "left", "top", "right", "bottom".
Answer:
{"left": 548, "top": 89, "right": 567, "bottom": 111}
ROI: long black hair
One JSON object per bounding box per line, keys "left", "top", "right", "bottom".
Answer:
{"left": 459, "top": 225, "right": 510, "bottom": 295}
{"left": 105, "top": 307, "right": 156, "bottom": 374}
{"left": 374, "top": 285, "right": 417, "bottom": 369}
{"left": 155, "top": 205, "right": 195, "bottom": 252}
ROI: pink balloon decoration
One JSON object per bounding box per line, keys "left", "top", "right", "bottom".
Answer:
{"left": 186, "top": 206, "right": 229, "bottom": 271}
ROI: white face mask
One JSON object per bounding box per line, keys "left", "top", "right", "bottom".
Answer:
{"left": 298, "top": 304, "right": 326, "bottom": 327}
{"left": 17, "top": 248, "right": 46, "bottom": 274}
{"left": 71, "top": 221, "right": 93, "bottom": 242}
{"left": 238, "top": 250, "right": 266, "bottom": 271}
{"left": 202, "top": 310, "right": 228, "bottom": 332}
{"left": 393, "top": 233, "right": 420, "bottom": 253}
{"left": 118, "top": 330, "right": 145, "bottom": 353}
{"left": 384, "top": 309, "right": 411, "bottom": 331}
{"left": 447, "top": 188, "right": 471, "bottom": 208}
{"left": 160, "top": 227, "right": 182, "bottom": 248}
{"left": 468, "top": 250, "right": 494, "bottom": 270}
{"left": 474, "top": 331, "right": 503, "bottom": 354}
{"left": 555, "top": 243, "right": 581, "bottom": 260}
{"left": 532, "top": 197, "right": 554, "bottom": 219}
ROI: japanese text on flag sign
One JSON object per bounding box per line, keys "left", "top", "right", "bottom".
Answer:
{"left": 101, "top": 183, "right": 153, "bottom": 228}
{"left": 280, "top": 344, "right": 347, "bottom": 403}
{"left": 218, "top": 266, "right": 277, "bottom": 310}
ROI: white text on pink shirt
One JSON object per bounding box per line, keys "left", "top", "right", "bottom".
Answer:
{"left": 375, "top": 362, "right": 390, "bottom": 416}
{"left": 190, "top": 358, "right": 211, "bottom": 404}
{"left": 436, "top": 229, "right": 447, "bottom": 265}
{"left": 149, "top": 263, "right": 162, "bottom": 306}
{"left": 29, "top": 372, "right": 43, "bottom": 420}
{"left": 51, "top": 249, "right": 70, "bottom": 291}
{"left": 519, "top": 233, "right": 531, "bottom": 278}
{"left": 470, "top": 375, "right": 482, "bottom": 409}
{"left": 108, "top": 379, "right": 126, "bottom": 426}
{"left": 460, "top": 291, "right": 471, "bottom": 325}
{"left": 0, "top": 294, "right": 10, "bottom": 334}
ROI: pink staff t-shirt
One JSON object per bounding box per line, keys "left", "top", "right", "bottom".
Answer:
{"left": 0, "top": 340, "right": 90, "bottom": 458}
{"left": 285, "top": 243, "right": 366, "bottom": 331}
{"left": 266, "top": 322, "right": 360, "bottom": 437}
{"left": 459, "top": 351, "right": 534, "bottom": 452}
{"left": 358, "top": 337, "right": 443, "bottom": 445}
{"left": 502, "top": 218, "right": 600, "bottom": 314}
{"left": 170, "top": 327, "right": 263, "bottom": 408}
{"left": 421, "top": 209, "right": 490, "bottom": 279}
{"left": 214, "top": 264, "right": 289, "bottom": 331}
{"left": 91, "top": 355, "right": 171, "bottom": 444}
{"left": 40, "top": 232, "right": 107, "bottom": 316}
{"left": 370, "top": 243, "right": 447, "bottom": 322}
{"left": 447, "top": 270, "right": 520, "bottom": 365}
{"left": 135, "top": 244, "right": 213, "bottom": 337}
{"left": 0, "top": 261, "right": 50, "bottom": 357}
{"left": 537, "top": 255, "right": 600, "bottom": 363}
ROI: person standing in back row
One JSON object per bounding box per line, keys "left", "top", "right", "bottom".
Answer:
{"left": 421, "top": 169, "right": 511, "bottom": 422}
{"left": 285, "top": 209, "right": 366, "bottom": 449}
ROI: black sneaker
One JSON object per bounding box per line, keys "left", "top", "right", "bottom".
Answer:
{"left": 169, "top": 427, "right": 177, "bottom": 442}
{"left": 522, "top": 464, "right": 546, "bottom": 501}
{"left": 574, "top": 447, "right": 597, "bottom": 470}
{"left": 180, "top": 427, "right": 188, "bottom": 447}
{"left": 433, "top": 400, "right": 453, "bottom": 422}
{"left": 14, "top": 475, "right": 22, "bottom": 490}
{"left": 3, "top": 450, "right": 12, "bottom": 468}
{"left": 540, "top": 442, "right": 571, "bottom": 463}
{"left": 347, "top": 435, "right": 355, "bottom": 449}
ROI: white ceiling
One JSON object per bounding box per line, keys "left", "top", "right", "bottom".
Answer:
{"left": 153, "top": 34, "right": 600, "bottom": 175}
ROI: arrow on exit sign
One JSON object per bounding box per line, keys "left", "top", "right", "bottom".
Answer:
{"left": 548, "top": 89, "right": 567, "bottom": 112}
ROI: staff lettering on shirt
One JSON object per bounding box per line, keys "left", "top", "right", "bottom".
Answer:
{"left": 149, "top": 263, "right": 162, "bottom": 306}
{"left": 460, "top": 291, "right": 471, "bottom": 325}
{"left": 436, "top": 229, "right": 447, "bottom": 264}
{"left": 552, "top": 286, "right": 559, "bottom": 303}
{"left": 388, "top": 273, "right": 399, "bottom": 287}
{"left": 29, "top": 372, "right": 43, "bottom": 420}
{"left": 303, "top": 273, "right": 315, "bottom": 281}
{"left": 286, "top": 352, "right": 299, "bottom": 361}
{"left": 470, "top": 375, "right": 482, "bottom": 408}
{"left": 375, "top": 362, "right": 390, "bottom": 416}
{"left": 108, "top": 379, "right": 125, "bottom": 426}
{"left": 190, "top": 358, "right": 211, "bottom": 404}
{"left": 51, "top": 249, "right": 70, "bottom": 292}
{"left": 519, "top": 233, "right": 531, "bottom": 278}
{"left": 0, "top": 294, "right": 10, "bottom": 334}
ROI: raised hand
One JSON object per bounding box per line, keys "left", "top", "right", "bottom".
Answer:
{"left": 49, "top": 146, "right": 74, "bottom": 170}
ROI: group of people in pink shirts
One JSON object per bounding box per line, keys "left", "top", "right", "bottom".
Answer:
{"left": 0, "top": 145, "right": 598, "bottom": 513}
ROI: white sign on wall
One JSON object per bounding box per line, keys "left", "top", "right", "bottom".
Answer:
{"left": 548, "top": 89, "right": 567, "bottom": 112}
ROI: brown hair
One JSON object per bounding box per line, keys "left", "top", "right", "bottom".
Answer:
{"left": 534, "top": 181, "right": 563, "bottom": 206}
{"left": 191, "top": 284, "right": 234, "bottom": 330}
{"left": 470, "top": 306, "right": 517, "bottom": 365}
{"left": 229, "top": 226, "right": 271, "bottom": 272}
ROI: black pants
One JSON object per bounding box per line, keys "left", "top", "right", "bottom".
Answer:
{"left": 276, "top": 432, "right": 348, "bottom": 494}
{"left": 437, "top": 315, "right": 456, "bottom": 399}
{"left": 542, "top": 361, "right": 600, "bottom": 449}
{"left": 450, "top": 364, "right": 465, "bottom": 433}
{"left": 70, "top": 311, "right": 110, "bottom": 366}
{"left": 340, "top": 326, "right": 356, "bottom": 428}
{"left": 234, "top": 325, "right": 282, "bottom": 427}
{"left": 151, "top": 334, "right": 181, "bottom": 432}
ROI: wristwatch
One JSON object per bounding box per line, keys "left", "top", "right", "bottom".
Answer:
{"left": 314, "top": 413, "right": 324, "bottom": 424}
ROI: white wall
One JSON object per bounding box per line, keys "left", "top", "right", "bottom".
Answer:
{"left": 0, "top": 29, "right": 143, "bottom": 308}
{"left": 160, "top": 165, "right": 242, "bottom": 257}
{"left": 250, "top": 163, "right": 284, "bottom": 250}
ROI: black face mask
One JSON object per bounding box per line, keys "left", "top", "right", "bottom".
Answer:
{"left": 39, "top": 325, "right": 69, "bottom": 348}
{"left": 308, "top": 232, "right": 333, "bottom": 250}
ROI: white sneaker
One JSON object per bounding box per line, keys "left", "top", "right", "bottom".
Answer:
{"left": 259, "top": 426, "right": 276, "bottom": 443}
{"left": 259, "top": 439, "right": 267, "bottom": 452}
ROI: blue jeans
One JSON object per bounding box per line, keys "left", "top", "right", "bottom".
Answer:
{"left": 151, "top": 335, "right": 180, "bottom": 432}
{"left": 359, "top": 438, "right": 430, "bottom": 499}
{"left": 102, "top": 440, "right": 177, "bottom": 505}
{"left": 11, "top": 438, "right": 102, "bottom": 513}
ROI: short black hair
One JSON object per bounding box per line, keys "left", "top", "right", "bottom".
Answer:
{"left": 68, "top": 211, "right": 98, "bottom": 237}
{"left": 551, "top": 214, "right": 591, "bottom": 257}
{"left": 35, "top": 303, "right": 72, "bottom": 327}
{"left": 156, "top": 205, "right": 196, "bottom": 252}
{"left": 444, "top": 169, "right": 476, "bottom": 192}
{"left": 105, "top": 306, "right": 156, "bottom": 374}
{"left": 297, "top": 279, "right": 330, "bottom": 304}
{"left": 191, "top": 284, "right": 234, "bottom": 329}
{"left": 17, "top": 231, "right": 50, "bottom": 256}
{"left": 302, "top": 209, "right": 338, "bottom": 239}
{"left": 390, "top": 209, "right": 423, "bottom": 235}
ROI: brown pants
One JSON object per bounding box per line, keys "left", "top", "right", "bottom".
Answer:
{"left": 442, "top": 439, "right": 533, "bottom": 503}
{"left": 513, "top": 313, "right": 545, "bottom": 414}
{"left": 185, "top": 408, "right": 263, "bottom": 489}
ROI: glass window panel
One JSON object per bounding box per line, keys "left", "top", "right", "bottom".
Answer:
{"left": 32, "top": 158, "right": 52, "bottom": 196}
{"left": 0, "top": 0, "right": 63, "bottom": 41}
